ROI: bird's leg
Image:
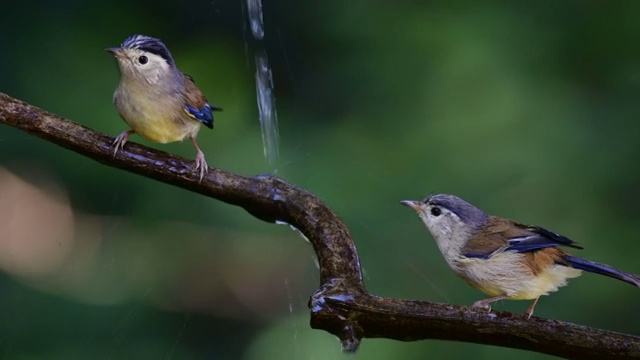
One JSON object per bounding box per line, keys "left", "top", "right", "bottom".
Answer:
{"left": 524, "top": 297, "right": 539, "bottom": 319}
{"left": 472, "top": 294, "right": 508, "bottom": 313}
{"left": 113, "top": 130, "right": 135, "bottom": 157}
{"left": 190, "top": 136, "right": 208, "bottom": 181}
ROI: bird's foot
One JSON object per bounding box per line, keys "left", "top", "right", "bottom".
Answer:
{"left": 112, "top": 130, "right": 132, "bottom": 158}
{"left": 472, "top": 300, "right": 492, "bottom": 313}
{"left": 194, "top": 150, "right": 208, "bottom": 182}
{"left": 524, "top": 298, "right": 539, "bottom": 319}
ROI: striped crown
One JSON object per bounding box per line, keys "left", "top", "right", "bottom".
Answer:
{"left": 121, "top": 34, "right": 174, "bottom": 66}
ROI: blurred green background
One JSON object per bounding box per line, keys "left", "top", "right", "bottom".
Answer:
{"left": 1, "top": 1, "right": 640, "bottom": 359}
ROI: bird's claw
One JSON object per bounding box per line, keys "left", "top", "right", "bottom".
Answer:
{"left": 194, "top": 151, "right": 208, "bottom": 182}
{"left": 112, "top": 131, "right": 129, "bottom": 158}
{"left": 472, "top": 300, "right": 492, "bottom": 313}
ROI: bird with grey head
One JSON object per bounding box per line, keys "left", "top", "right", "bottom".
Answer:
{"left": 106, "top": 34, "right": 222, "bottom": 180}
{"left": 402, "top": 194, "right": 640, "bottom": 318}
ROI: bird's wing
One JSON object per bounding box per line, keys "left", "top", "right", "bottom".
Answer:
{"left": 506, "top": 224, "right": 583, "bottom": 252}
{"left": 182, "top": 73, "right": 222, "bottom": 129}
{"left": 461, "top": 217, "right": 583, "bottom": 259}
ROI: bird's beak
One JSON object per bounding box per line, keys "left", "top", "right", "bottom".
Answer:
{"left": 106, "top": 47, "right": 125, "bottom": 59}
{"left": 400, "top": 200, "right": 422, "bottom": 211}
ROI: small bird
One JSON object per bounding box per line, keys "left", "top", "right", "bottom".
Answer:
{"left": 401, "top": 194, "right": 640, "bottom": 318}
{"left": 106, "top": 34, "right": 221, "bottom": 180}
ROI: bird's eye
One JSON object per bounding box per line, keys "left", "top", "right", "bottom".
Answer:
{"left": 430, "top": 207, "right": 442, "bottom": 216}
{"left": 138, "top": 55, "right": 148, "bottom": 65}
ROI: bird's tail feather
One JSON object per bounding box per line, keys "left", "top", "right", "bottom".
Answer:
{"left": 563, "top": 255, "right": 640, "bottom": 287}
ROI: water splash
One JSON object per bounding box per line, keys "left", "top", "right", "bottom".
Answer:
{"left": 245, "top": 0, "right": 280, "bottom": 166}
{"left": 275, "top": 220, "right": 310, "bottom": 244}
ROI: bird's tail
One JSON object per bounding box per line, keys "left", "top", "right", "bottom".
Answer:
{"left": 563, "top": 255, "right": 640, "bottom": 287}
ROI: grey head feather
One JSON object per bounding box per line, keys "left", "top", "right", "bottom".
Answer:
{"left": 423, "top": 194, "right": 489, "bottom": 230}
{"left": 122, "top": 34, "right": 175, "bottom": 67}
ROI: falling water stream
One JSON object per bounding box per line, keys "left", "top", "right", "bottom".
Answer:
{"left": 245, "top": 0, "right": 280, "bottom": 167}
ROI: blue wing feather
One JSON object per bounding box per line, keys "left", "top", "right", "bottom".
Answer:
{"left": 182, "top": 72, "right": 222, "bottom": 130}
{"left": 464, "top": 252, "right": 493, "bottom": 259}
{"left": 462, "top": 224, "right": 583, "bottom": 259}
{"left": 186, "top": 103, "right": 222, "bottom": 129}
{"left": 505, "top": 226, "right": 583, "bottom": 253}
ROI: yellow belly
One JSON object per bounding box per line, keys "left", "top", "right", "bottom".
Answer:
{"left": 459, "top": 254, "right": 583, "bottom": 300}
{"left": 114, "top": 85, "right": 202, "bottom": 143}
{"left": 124, "top": 114, "right": 201, "bottom": 144}
{"left": 509, "top": 265, "right": 582, "bottom": 299}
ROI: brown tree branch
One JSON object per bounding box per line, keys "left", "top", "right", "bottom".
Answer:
{"left": 1, "top": 92, "right": 638, "bottom": 359}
